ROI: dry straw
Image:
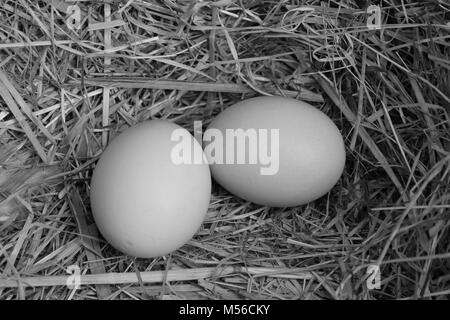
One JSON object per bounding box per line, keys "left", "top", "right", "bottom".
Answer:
{"left": 0, "top": 0, "right": 449, "bottom": 300}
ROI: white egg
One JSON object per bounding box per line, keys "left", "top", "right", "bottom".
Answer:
{"left": 90, "top": 120, "right": 211, "bottom": 258}
{"left": 204, "top": 96, "right": 346, "bottom": 207}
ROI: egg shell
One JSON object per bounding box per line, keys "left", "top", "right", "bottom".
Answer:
{"left": 90, "top": 120, "right": 211, "bottom": 258}
{"left": 205, "top": 96, "right": 346, "bottom": 207}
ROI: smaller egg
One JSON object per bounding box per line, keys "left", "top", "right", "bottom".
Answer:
{"left": 204, "top": 96, "right": 346, "bottom": 207}
{"left": 90, "top": 120, "right": 211, "bottom": 258}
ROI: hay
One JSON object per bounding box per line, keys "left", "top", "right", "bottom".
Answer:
{"left": 0, "top": 0, "right": 449, "bottom": 300}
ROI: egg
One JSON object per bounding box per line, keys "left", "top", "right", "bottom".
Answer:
{"left": 90, "top": 120, "right": 211, "bottom": 258}
{"left": 204, "top": 96, "right": 345, "bottom": 207}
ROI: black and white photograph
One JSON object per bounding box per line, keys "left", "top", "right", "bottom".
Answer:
{"left": 0, "top": 0, "right": 449, "bottom": 305}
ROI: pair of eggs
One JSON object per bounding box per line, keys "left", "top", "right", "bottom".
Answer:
{"left": 90, "top": 96, "right": 346, "bottom": 258}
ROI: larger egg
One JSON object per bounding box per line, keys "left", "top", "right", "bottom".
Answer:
{"left": 90, "top": 120, "right": 211, "bottom": 258}
{"left": 204, "top": 96, "right": 345, "bottom": 207}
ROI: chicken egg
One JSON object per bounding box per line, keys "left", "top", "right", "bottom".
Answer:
{"left": 204, "top": 96, "right": 346, "bottom": 207}
{"left": 90, "top": 120, "right": 211, "bottom": 258}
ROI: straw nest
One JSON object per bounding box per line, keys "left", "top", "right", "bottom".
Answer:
{"left": 0, "top": 0, "right": 449, "bottom": 300}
